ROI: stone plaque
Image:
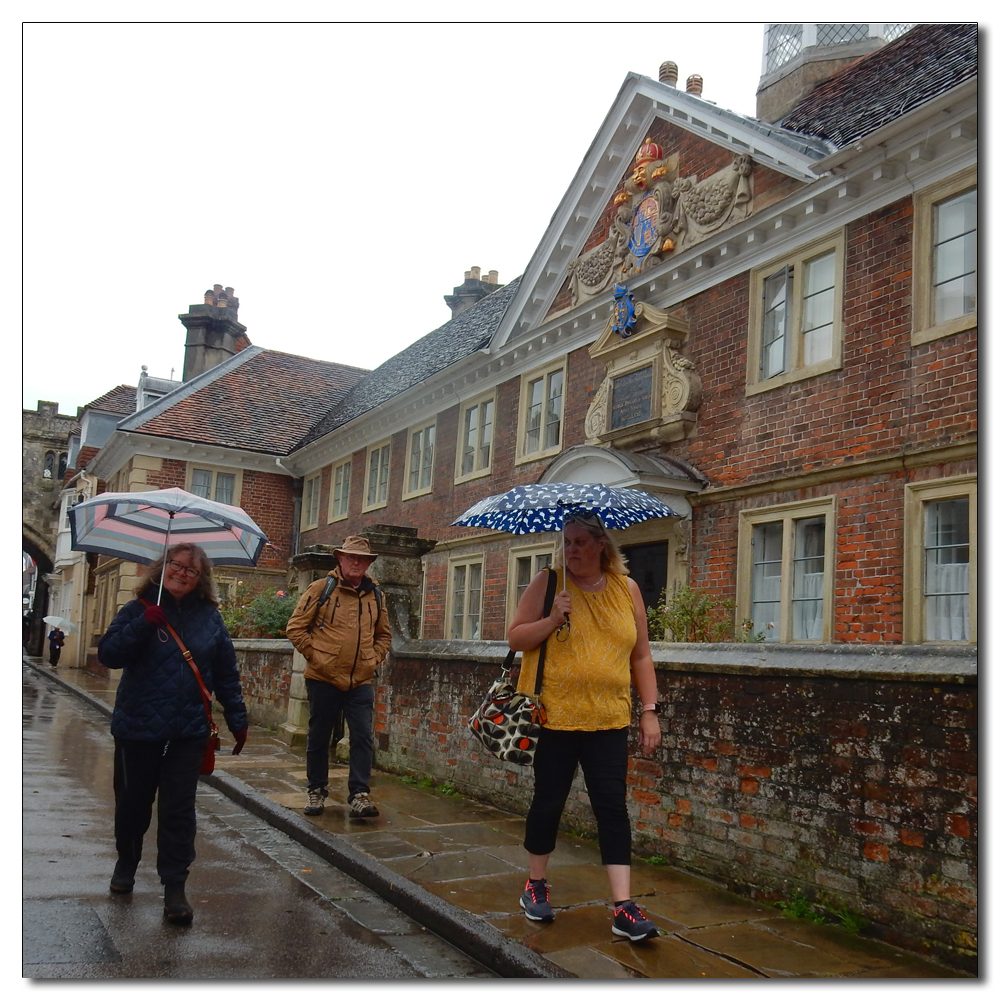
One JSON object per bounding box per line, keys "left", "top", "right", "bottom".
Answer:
{"left": 610, "top": 366, "right": 653, "bottom": 429}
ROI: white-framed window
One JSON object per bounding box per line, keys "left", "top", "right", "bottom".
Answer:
{"left": 746, "top": 232, "right": 845, "bottom": 394}
{"left": 186, "top": 463, "right": 242, "bottom": 506}
{"left": 455, "top": 394, "right": 495, "bottom": 483}
{"left": 448, "top": 555, "right": 484, "bottom": 640}
{"left": 403, "top": 421, "right": 436, "bottom": 499}
{"left": 301, "top": 472, "right": 322, "bottom": 531}
{"left": 363, "top": 440, "right": 391, "bottom": 511}
{"left": 913, "top": 168, "right": 977, "bottom": 345}
{"left": 904, "top": 476, "right": 976, "bottom": 643}
{"left": 737, "top": 497, "right": 836, "bottom": 642}
{"left": 328, "top": 458, "right": 352, "bottom": 522}
{"left": 507, "top": 543, "right": 554, "bottom": 625}
{"left": 516, "top": 359, "right": 565, "bottom": 463}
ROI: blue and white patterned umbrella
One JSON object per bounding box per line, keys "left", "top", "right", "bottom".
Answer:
{"left": 452, "top": 482, "right": 681, "bottom": 534}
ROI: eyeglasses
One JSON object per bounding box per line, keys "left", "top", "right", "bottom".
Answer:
{"left": 167, "top": 559, "right": 201, "bottom": 579}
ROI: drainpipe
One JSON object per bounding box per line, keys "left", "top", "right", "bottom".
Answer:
{"left": 275, "top": 458, "right": 301, "bottom": 557}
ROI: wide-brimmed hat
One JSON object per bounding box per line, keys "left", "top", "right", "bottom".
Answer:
{"left": 334, "top": 535, "right": 377, "bottom": 560}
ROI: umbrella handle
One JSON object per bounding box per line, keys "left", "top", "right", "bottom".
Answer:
{"left": 156, "top": 512, "right": 175, "bottom": 605}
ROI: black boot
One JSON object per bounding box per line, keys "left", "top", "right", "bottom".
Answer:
{"left": 163, "top": 883, "right": 193, "bottom": 925}
{"left": 109, "top": 861, "right": 136, "bottom": 895}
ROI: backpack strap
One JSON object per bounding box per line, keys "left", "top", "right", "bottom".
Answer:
{"left": 307, "top": 576, "right": 338, "bottom": 634}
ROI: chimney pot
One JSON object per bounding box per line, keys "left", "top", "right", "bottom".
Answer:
{"left": 471, "top": 266, "right": 481, "bottom": 280}
{"left": 464, "top": 270, "right": 472, "bottom": 280}
{"left": 204, "top": 290, "right": 214, "bottom": 305}
{"left": 686, "top": 74, "right": 703, "bottom": 96}
{"left": 659, "top": 61, "right": 678, "bottom": 86}
{"left": 487, "top": 269, "right": 499, "bottom": 284}
{"left": 214, "top": 284, "right": 223, "bottom": 294}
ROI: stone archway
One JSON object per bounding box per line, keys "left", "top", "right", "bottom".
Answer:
{"left": 22, "top": 534, "right": 54, "bottom": 657}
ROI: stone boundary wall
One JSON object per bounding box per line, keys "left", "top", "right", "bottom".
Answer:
{"left": 377, "top": 640, "right": 977, "bottom": 972}
{"left": 232, "top": 637, "right": 977, "bottom": 971}
{"left": 230, "top": 639, "right": 294, "bottom": 730}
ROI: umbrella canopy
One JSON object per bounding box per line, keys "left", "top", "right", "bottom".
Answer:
{"left": 43, "top": 615, "right": 77, "bottom": 633}
{"left": 452, "top": 482, "right": 681, "bottom": 535}
{"left": 69, "top": 488, "right": 269, "bottom": 568}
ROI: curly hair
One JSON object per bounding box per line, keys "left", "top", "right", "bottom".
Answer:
{"left": 552, "top": 512, "right": 629, "bottom": 576}
{"left": 133, "top": 543, "right": 220, "bottom": 605}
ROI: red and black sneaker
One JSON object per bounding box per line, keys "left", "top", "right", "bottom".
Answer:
{"left": 519, "top": 878, "right": 555, "bottom": 921}
{"left": 612, "top": 900, "right": 659, "bottom": 941}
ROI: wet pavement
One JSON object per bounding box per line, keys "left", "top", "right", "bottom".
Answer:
{"left": 22, "top": 664, "right": 494, "bottom": 980}
{"left": 25, "top": 658, "right": 971, "bottom": 979}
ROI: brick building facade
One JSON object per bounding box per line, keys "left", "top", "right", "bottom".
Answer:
{"left": 290, "top": 25, "right": 977, "bottom": 654}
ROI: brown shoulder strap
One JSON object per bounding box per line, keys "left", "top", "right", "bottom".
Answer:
{"left": 140, "top": 599, "right": 213, "bottom": 722}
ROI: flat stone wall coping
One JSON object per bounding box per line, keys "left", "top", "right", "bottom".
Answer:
{"left": 231, "top": 638, "right": 294, "bottom": 652}
{"left": 391, "top": 638, "right": 976, "bottom": 683}
{"left": 651, "top": 642, "right": 977, "bottom": 683}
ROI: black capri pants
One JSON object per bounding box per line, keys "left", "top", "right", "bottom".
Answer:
{"left": 523, "top": 726, "right": 631, "bottom": 866}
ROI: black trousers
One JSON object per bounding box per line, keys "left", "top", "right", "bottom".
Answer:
{"left": 113, "top": 736, "right": 206, "bottom": 885}
{"left": 49, "top": 646, "right": 61, "bottom": 666}
{"left": 305, "top": 679, "right": 375, "bottom": 798}
{"left": 524, "top": 727, "right": 631, "bottom": 866}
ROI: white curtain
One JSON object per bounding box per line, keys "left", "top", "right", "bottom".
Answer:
{"left": 792, "top": 571, "right": 824, "bottom": 640}
{"left": 925, "top": 563, "right": 970, "bottom": 641}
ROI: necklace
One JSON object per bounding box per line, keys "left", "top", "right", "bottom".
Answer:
{"left": 572, "top": 572, "right": 606, "bottom": 592}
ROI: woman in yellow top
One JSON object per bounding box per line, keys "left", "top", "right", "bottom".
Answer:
{"left": 508, "top": 512, "right": 662, "bottom": 941}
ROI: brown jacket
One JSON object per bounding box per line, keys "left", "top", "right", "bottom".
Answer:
{"left": 285, "top": 568, "right": 392, "bottom": 691}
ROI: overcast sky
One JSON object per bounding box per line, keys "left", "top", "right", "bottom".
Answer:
{"left": 22, "top": 13, "right": 772, "bottom": 415}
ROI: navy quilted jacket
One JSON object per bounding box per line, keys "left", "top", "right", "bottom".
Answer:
{"left": 99, "top": 586, "right": 248, "bottom": 741}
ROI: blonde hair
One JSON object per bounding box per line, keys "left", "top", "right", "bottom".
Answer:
{"left": 133, "top": 543, "right": 220, "bottom": 605}
{"left": 552, "top": 513, "right": 629, "bottom": 576}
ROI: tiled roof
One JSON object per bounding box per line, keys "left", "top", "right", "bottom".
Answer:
{"left": 68, "top": 445, "right": 101, "bottom": 478}
{"left": 780, "top": 23, "right": 978, "bottom": 148}
{"left": 86, "top": 385, "right": 137, "bottom": 415}
{"left": 133, "top": 350, "right": 368, "bottom": 454}
{"left": 295, "top": 276, "right": 521, "bottom": 450}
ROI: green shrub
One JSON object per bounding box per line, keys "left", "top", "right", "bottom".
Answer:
{"left": 646, "top": 585, "right": 771, "bottom": 642}
{"left": 221, "top": 587, "right": 297, "bottom": 639}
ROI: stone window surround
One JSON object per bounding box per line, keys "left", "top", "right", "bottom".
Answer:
{"left": 454, "top": 392, "right": 496, "bottom": 485}
{"left": 185, "top": 461, "right": 243, "bottom": 508}
{"left": 515, "top": 356, "right": 567, "bottom": 465}
{"left": 735, "top": 495, "right": 837, "bottom": 643}
{"left": 300, "top": 471, "right": 322, "bottom": 531}
{"left": 903, "top": 474, "right": 977, "bottom": 644}
{"left": 506, "top": 541, "right": 555, "bottom": 628}
{"left": 402, "top": 419, "right": 437, "bottom": 501}
{"left": 912, "top": 166, "right": 978, "bottom": 346}
{"left": 327, "top": 457, "right": 352, "bottom": 523}
{"left": 745, "top": 229, "right": 846, "bottom": 396}
{"left": 446, "top": 552, "right": 485, "bottom": 641}
{"left": 362, "top": 438, "right": 392, "bottom": 513}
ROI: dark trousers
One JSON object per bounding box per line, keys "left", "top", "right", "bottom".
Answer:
{"left": 113, "top": 736, "right": 206, "bottom": 885}
{"left": 49, "top": 646, "right": 61, "bottom": 666}
{"left": 305, "top": 679, "right": 375, "bottom": 798}
{"left": 524, "top": 727, "right": 631, "bottom": 866}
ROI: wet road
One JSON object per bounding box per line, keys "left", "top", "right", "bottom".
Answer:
{"left": 22, "top": 667, "right": 494, "bottom": 979}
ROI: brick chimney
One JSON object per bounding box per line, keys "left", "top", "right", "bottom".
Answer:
{"left": 178, "top": 284, "right": 251, "bottom": 381}
{"left": 443, "top": 267, "right": 502, "bottom": 319}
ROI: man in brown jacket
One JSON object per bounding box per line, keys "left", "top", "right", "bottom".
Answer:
{"left": 286, "top": 536, "right": 391, "bottom": 818}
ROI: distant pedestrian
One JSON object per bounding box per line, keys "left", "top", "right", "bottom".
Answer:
{"left": 507, "top": 513, "right": 663, "bottom": 941}
{"left": 286, "top": 535, "right": 391, "bottom": 819}
{"left": 47, "top": 627, "right": 65, "bottom": 666}
{"left": 98, "top": 543, "right": 249, "bottom": 925}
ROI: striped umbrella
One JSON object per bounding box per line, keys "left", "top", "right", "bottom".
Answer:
{"left": 70, "top": 488, "right": 268, "bottom": 599}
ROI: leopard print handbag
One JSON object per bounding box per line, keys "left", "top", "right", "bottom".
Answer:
{"left": 467, "top": 569, "right": 557, "bottom": 766}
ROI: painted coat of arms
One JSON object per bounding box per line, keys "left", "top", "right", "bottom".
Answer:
{"left": 567, "top": 137, "right": 754, "bottom": 306}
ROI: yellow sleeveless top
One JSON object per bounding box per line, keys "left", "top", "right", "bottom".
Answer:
{"left": 516, "top": 570, "right": 636, "bottom": 731}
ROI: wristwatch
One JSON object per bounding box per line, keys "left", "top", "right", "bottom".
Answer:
{"left": 641, "top": 703, "right": 662, "bottom": 715}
